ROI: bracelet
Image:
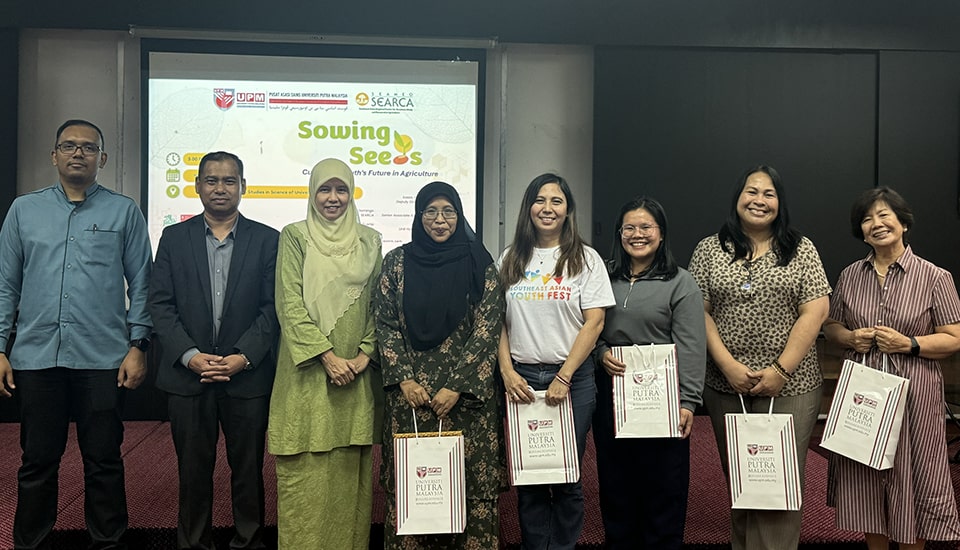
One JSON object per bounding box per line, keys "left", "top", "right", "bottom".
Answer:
{"left": 771, "top": 359, "right": 793, "bottom": 380}
{"left": 772, "top": 365, "right": 790, "bottom": 381}
{"left": 554, "top": 374, "right": 571, "bottom": 387}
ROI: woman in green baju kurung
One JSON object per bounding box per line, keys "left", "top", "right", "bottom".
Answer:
{"left": 375, "top": 181, "right": 505, "bottom": 549}
{"left": 268, "top": 158, "right": 383, "bottom": 549}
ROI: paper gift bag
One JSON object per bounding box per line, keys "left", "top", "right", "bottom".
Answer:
{"left": 820, "top": 355, "right": 909, "bottom": 470}
{"left": 505, "top": 390, "right": 580, "bottom": 485}
{"left": 393, "top": 416, "right": 466, "bottom": 535}
{"left": 611, "top": 344, "right": 681, "bottom": 438}
{"left": 725, "top": 396, "right": 802, "bottom": 511}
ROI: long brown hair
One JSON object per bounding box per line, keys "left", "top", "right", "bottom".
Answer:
{"left": 500, "top": 173, "right": 587, "bottom": 286}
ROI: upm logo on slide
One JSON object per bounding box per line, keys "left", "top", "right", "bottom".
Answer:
{"left": 236, "top": 92, "right": 266, "bottom": 109}
{"left": 214, "top": 89, "right": 235, "bottom": 110}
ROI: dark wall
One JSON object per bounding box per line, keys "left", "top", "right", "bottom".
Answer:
{"left": 0, "top": 28, "right": 17, "bottom": 221}
{"left": 593, "top": 48, "right": 876, "bottom": 283}
{"left": 5, "top": 1, "right": 960, "bottom": 51}
{"left": 877, "top": 51, "right": 960, "bottom": 281}
{"left": 594, "top": 46, "right": 960, "bottom": 286}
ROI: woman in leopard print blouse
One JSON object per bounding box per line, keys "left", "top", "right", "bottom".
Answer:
{"left": 688, "top": 165, "right": 831, "bottom": 550}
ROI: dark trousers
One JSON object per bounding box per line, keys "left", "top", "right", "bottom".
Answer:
{"left": 593, "top": 371, "right": 690, "bottom": 550}
{"left": 167, "top": 388, "right": 269, "bottom": 550}
{"left": 14, "top": 367, "right": 127, "bottom": 550}
{"left": 513, "top": 359, "right": 597, "bottom": 550}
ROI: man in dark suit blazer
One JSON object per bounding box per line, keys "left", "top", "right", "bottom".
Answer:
{"left": 148, "top": 151, "right": 279, "bottom": 550}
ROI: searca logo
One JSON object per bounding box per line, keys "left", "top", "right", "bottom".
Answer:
{"left": 356, "top": 91, "right": 416, "bottom": 111}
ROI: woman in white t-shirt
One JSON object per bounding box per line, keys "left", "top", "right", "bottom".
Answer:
{"left": 497, "top": 173, "right": 615, "bottom": 550}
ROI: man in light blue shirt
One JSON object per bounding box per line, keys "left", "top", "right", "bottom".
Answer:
{"left": 0, "top": 119, "right": 152, "bottom": 550}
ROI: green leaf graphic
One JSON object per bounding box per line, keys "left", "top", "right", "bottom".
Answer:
{"left": 394, "top": 131, "right": 413, "bottom": 154}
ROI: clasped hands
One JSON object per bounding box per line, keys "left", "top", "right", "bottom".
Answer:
{"left": 399, "top": 379, "right": 460, "bottom": 418}
{"left": 321, "top": 350, "right": 370, "bottom": 387}
{"left": 848, "top": 325, "right": 909, "bottom": 355}
{"left": 725, "top": 364, "right": 785, "bottom": 397}
{"left": 187, "top": 352, "right": 248, "bottom": 383}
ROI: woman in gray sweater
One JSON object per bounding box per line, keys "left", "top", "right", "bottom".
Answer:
{"left": 592, "top": 196, "right": 707, "bottom": 550}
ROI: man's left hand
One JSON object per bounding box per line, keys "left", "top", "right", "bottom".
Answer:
{"left": 117, "top": 348, "right": 147, "bottom": 389}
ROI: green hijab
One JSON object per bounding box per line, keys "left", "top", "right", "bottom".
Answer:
{"left": 301, "top": 158, "right": 380, "bottom": 337}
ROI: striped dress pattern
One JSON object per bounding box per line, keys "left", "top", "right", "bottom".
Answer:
{"left": 828, "top": 246, "right": 960, "bottom": 543}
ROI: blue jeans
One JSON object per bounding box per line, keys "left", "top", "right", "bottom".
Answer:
{"left": 513, "top": 359, "right": 597, "bottom": 550}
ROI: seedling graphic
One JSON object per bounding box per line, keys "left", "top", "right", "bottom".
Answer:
{"left": 394, "top": 132, "right": 413, "bottom": 164}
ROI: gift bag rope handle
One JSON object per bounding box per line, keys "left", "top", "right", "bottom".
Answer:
{"left": 738, "top": 394, "right": 775, "bottom": 422}
{"left": 410, "top": 409, "right": 444, "bottom": 441}
{"left": 631, "top": 342, "right": 668, "bottom": 369}
{"left": 631, "top": 343, "right": 656, "bottom": 369}
{"left": 859, "top": 352, "right": 893, "bottom": 377}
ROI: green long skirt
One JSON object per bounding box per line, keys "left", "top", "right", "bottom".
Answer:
{"left": 275, "top": 446, "right": 373, "bottom": 549}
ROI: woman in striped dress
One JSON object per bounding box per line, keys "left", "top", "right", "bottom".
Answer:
{"left": 824, "top": 187, "right": 960, "bottom": 549}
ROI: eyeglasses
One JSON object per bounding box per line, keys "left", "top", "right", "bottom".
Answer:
{"left": 422, "top": 208, "right": 458, "bottom": 220}
{"left": 56, "top": 143, "right": 101, "bottom": 156}
{"left": 619, "top": 224, "right": 659, "bottom": 237}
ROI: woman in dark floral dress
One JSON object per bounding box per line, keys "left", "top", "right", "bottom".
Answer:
{"left": 375, "top": 181, "right": 505, "bottom": 549}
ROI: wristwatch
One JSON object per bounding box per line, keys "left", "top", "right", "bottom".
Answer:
{"left": 130, "top": 338, "right": 151, "bottom": 352}
{"left": 909, "top": 336, "right": 920, "bottom": 357}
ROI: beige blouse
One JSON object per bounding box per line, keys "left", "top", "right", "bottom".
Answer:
{"left": 688, "top": 234, "right": 831, "bottom": 396}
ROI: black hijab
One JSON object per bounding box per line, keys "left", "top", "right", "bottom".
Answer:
{"left": 402, "top": 181, "right": 494, "bottom": 351}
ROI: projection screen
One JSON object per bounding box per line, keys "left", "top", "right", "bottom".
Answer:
{"left": 143, "top": 41, "right": 484, "bottom": 254}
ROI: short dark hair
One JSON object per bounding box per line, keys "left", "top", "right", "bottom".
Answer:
{"left": 849, "top": 186, "right": 913, "bottom": 245}
{"left": 55, "top": 119, "right": 105, "bottom": 149}
{"left": 198, "top": 151, "right": 244, "bottom": 180}
{"left": 607, "top": 196, "right": 678, "bottom": 280}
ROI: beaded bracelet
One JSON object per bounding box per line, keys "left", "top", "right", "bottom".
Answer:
{"left": 771, "top": 358, "right": 793, "bottom": 380}
{"left": 771, "top": 365, "right": 790, "bottom": 381}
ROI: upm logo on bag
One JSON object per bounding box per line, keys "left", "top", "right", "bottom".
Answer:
{"left": 852, "top": 393, "right": 878, "bottom": 408}
{"left": 746, "top": 444, "right": 774, "bottom": 456}
{"left": 415, "top": 466, "right": 442, "bottom": 478}
{"left": 527, "top": 419, "right": 553, "bottom": 431}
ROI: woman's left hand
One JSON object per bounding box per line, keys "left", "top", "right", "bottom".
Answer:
{"left": 347, "top": 351, "right": 370, "bottom": 375}
{"left": 320, "top": 351, "right": 356, "bottom": 386}
{"left": 544, "top": 378, "right": 570, "bottom": 406}
{"left": 747, "top": 367, "right": 786, "bottom": 397}
{"left": 431, "top": 388, "right": 460, "bottom": 418}
{"left": 874, "top": 325, "right": 911, "bottom": 355}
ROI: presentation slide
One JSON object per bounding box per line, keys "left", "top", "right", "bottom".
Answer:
{"left": 145, "top": 50, "right": 480, "bottom": 254}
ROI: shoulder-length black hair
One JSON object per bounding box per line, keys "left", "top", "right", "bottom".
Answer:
{"left": 718, "top": 164, "right": 801, "bottom": 267}
{"left": 607, "top": 196, "right": 678, "bottom": 280}
{"left": 500, "top": 173, "right": 587, "bottom": 286}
